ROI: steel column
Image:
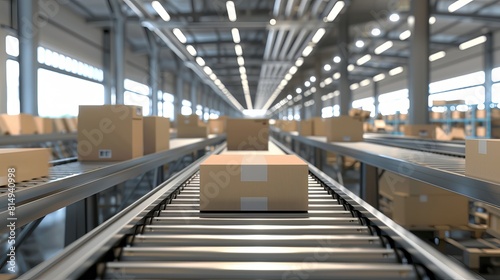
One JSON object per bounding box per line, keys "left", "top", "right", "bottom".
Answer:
{"left": 149, "top": 37, "right": 159, "bottom": 116}
{"left": 359, "top": 163, "right": 379, "bottom": 209}
{"left": 103, "top": 29, "right": 112, "bottom": 104}
{"left": 373, "top": 81, "right": 379, "bottom": 117}
{"left": 112, "top": 0, "right": 125, "bottom": 104}
{"left": 338, "top": 15, "right": 350, "bottom": 116}
{"left": 175, "top": 74, "right": 183, "bottom": 122}
{"left": 484, "top": 32, "right": 493, "bottom": 139}
{"left": 17, "top": 0, "right": 39, "bottom": 115}
{"left": 190, "top": 80, "right": 198, "bottom": 113}
{"left": 408, "top": 0, "right": 430, "bottom": 125}
{"left": 313, "top": 59, "right": 322, "bottom": 117}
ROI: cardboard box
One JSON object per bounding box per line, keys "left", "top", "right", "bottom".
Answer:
{"left": 404, "top": 124, "right": 437, "bottom": 139}
{"left": 476, "top": 109, "right": 486, "bottom": 119}
{"left": 77, "top": 105, "right": 143, "bottom": 161}
{"left": 430, "top": 112, "right": 443, "bottom": 120}
{"left": 226, "top": 119, "right": 269, "bottom": 150}
{"left": 373, "top": 120, "right": 386, "bottom": 131}
{"left": 325, "top": 116, "right": 363, "bottom": 142}
{"left": 0, "top": 117, "right": 8, "bottom": 135}
{"left": 379, "top": 171, "right": 455, "bottom": 196}
{"left": 0, "top": 114, "right": 37, "bottom": 135}
{"left": 177, "top": 125, "right": 208, "bottom": 138}
{"left": 436, "top": 126, "right": 452, "bottom": 141}
{"left": 476, "top": 126, "right": 486, "bottom": 137}
{"left": 200, "top": 154, "right": 308, "bottom": 211}
{"left": 450, "top": 127, "right": 466, "bottom": 140}
{"left": 399, "top": 114, "right": 408, "bottom": 121}
{"left": 0, "top": 148, "right": 51, "bottom": 185}
{"left": 451, "top": 111, "right": 466, "bottom": 120}
{"left": 299, "top": 120, "right": 313, "bottom": 136}
{"left": 64, "top": 117, "right": 78, "bottom": 132}
{"left": 177, "top": 114, "right": 200, "bottom": 127}
{"left": 466, "top": 139, "right": 500, "bottom": 184}
{"left": 34, "top": 117, "right": 54, "bottom": 134}
{"left": 53, "top": 118, "right": 67, "bottom": 133}
{"left": 392, "top": 193, "right": 469, "bottom": 227}
{"left": 312, "top": 117, "right": 328, "bottom": 136}
{"left": 433, "top": 100, "right": 465, "bottom": 106}
{"left": 208, "top": 119, "right": 226, "bottom": 134}
{"left": 143, "top": 116, "right": 170, "bottom": 155}
{"left": 280, "top": 120, "right": 297, "bottom": 132}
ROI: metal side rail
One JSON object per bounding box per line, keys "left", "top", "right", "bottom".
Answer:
{"left": 20, "top": 141, "right": 480, "bottom": 280}
{"left": 0, "top": 135, "right": 225, "bottom": 232}
{"left": 0, "top": 133, "right": 77, "bottom": 146}
{"left": 363, "top": 133, "right": 465, "bottom": 157}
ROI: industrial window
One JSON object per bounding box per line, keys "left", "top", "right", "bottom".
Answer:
{"left": 429, "top": 86, "right": 485, "bottom": 106}
{"left": 293, "top": 105, "right": 301, "bottom": 120}
{"left": 322, "top": 105, "right": 340, "bottom": 118}
{"left": 181, "top": 100, "right": 192, "bottom": 115}
{"left": 352, "top": 97, "right": 375, "bottom": 117}
{"left": 38, "top": 68, "right": 104, "bottom": 117}
{"left": 378, "top": 89, "right": 409, "bottom": 115}
{"left": 195, "top": 104, "right": 203, "bottom": 116}
{"left": 162, "top": 92, "right": 175, "bottom": 120}
{"left": 429, "top": 71, "right": 484, "bottom": 94}
{"left": 492, "top": 66, "right": 500, "bottom": 83}
{"left": 6, "top": 59, "right": 20, "bottom": 114}
{"left": 5, "top": 35, "right": 19, "bottom": 57}
{"left": 124, "top": 79, "right": 151, "bottom": 116}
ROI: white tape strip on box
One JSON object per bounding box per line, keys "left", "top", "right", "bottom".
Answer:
{"left": 240, "top": 155, "right": 268, "bottom": 182}
{"left": 240, "top": 197, "right": 268, "bottom": 211}
{"left": 478, "top": 139, "right": 487, "bottom": 155}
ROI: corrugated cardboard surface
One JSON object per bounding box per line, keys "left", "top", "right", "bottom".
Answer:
{"left": 0, "top": 148, "right": 50, "bottom": 186}
{"left": 299, "top": 120, "right": 313, "bottom": 136}
{"left": 392, "top": 194, "right": 469, "bottom": 227}
{"left": 404, "top": 124, "right": 437, "bottom": 139}
{"left": 64, "top": 118, "right": 78, "bottom": 132}
{"left": 379, "top": 171, "right": 453, "bottom": 196}
{"left": 466, "top": 139, "right": 500, "bottom": 184}
{"left": 0, "top": 116, "right": 8, "bottom": 135}
{"left": 177, "top": 114, "right": 200, "bottom": 127}
{"left": 0, "top": 114, "right": 37, "bottom": 135}
{"left": 53, "top": 118, "right": 67, "bottom": 133}
{"left": 325, "top": 116, "right": 363, "bottom": 142}
{"left": 143, "top": 116, "right": 170, "bottom": 154}
{"left": 200, "top": 154, "right": 308, "bottom": 211}
{"left": 226, "top": 119, "right": 269, "bottom": 150}
{"left": 177, "top": 125, "right": 208, "bottom": 138}
{"left": 312, "top": 117, "right": 327, "bottom": 136}
{"left": 280, "top": 120, "right": 297, "bottom": 132}
{"left": 77, "top": 105, "right": 143, "bottom": 161}
{"left": 34, "top": 117, "right": 54, "bottom": 134}
{"left": 208, "top": 119, "right": 226, "bottom": 134}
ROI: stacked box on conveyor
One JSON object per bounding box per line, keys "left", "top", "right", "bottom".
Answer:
{"left": 143, "top": 116, "right": 170, "bottom": 154}
{"left": 0, "top": 148, "right": 51, "bottom": 185}
{"left": 177, "top": 114, "right": 208, "bottom": 138}
{"left": 311, "top": 117, "right": 328, "bottom": 136}
{"left": 325, "top": 116, "right": 364, "bottom": 142}
{"left": 0, "top": 114, "right": 38, "bottom": 135}
{"left": 34, "top": 117, "right": 54, "bottom": 134}
{"left": 298, "top": 119, "right": 313, "bottom": 136}
{"left": 77, "top": 105, "right": 143, "bottom": 161}
{"left": 226, "top": 118, "right": 269, "bottom": 150}
{"left": 208, "top": 118, "right": 226, "bottom": 134}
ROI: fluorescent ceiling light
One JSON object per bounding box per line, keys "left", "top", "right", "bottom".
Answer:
{"left": 429, "top": 16, "right": 436, "bottom": 25}
{"left": 285, "top": 73, "right": 292, "bottom": 81}
{"left": 237, "top": 56, "right": 245, "bottom": 66}
{"left": 320, "top": 82, "right": 325, "bottom": 88}
{"left": 270, "top": 19, "right": 276, "bottom": 25}
{"left": 152, "top": 1, "right": 170, "bottom": 21}
{"left": 310, "top": 76, "right": 316, "bottom": 82}
{"left": 374, "top": 41, "right": 393, "bottom": 54}
{"left": 324, "top": 77, "right": 333, "bottom": 85}
{"left": 234, "top": 44, "right": 243, "bottom": 56}
{"left": 333, "top": 72, "right": 341, "bottom": 80}
{"left": 333, "top": 56, "right": 341, "bottom": 63}
{"left": 356, "top": 54, "right": 371, "bottom": 65}
{"left": 350, "top": 83, "right": 359, "bottom": 90}
{"left": 311, "top": 87, "right": 316, "bottom": 93}
{"left": 302, "top": 45, "right": 314, "bottom": 57}
{"left": 324, "top": 64, "right": 332, "bottom": 71}
{"left": 296, "top": 88, "right": 302, "bottom": 94}
{"left": 459, "top": 35, "right": 486, "bottom": 50}
{"left": 195, "top": 57, "right": 205, "bottom": 66}
{"left": 360, "top": 79, "right": 371, "bottom": 87}
{"left": 389, "top": 13, "right": 400, "bottom": 22}
{"left": 448, "top": 0, "right": 474, "bottom": 13}
{"left": 231, "top": 28, "right": 241, "bottom": 43}
{"left": 209, "top": 73, "right": 217, "bottom": 80}
{"left": 371, "top": 28, "right": 381, "bottom": 36}
{"left": 289, "top": 66, "right": 298, "bottom": 74}
{"left": 295, "top": 57, "right": 304, "bottom": 67}
{"left": 287, "top": 94, "right": 292, "bottom": 100}
{"left": 214, "top": 79, "right": 222, "bottom": 86}
{"left": 311, "top": 28, "right": 326, "bottom": 43}
{"left": 186, "top": 45, "right": 197, "bottom": 56}
{"left": 355, "top": 40, "right": 364, "bottom": 48}
{"left": 373, "top": 73, "right": 385, "bottom": 82}
{"left": 203, "top": 66, "right": 213, "bottom": 75}
{"left": 226, "top": 1, "right": 237, "bottom": 22}
{"left": 173, "top": 28, "right": 187, "bottom": 43}
{"left": 326, "top": 1, "right": 345, "bottom": 22}
{"left": 429, "top": 51, "right": 446, "bottom": 61}
{"left": 399, "top": 30, "right": 411, "bottom": 40}
{"left": 389, "top": 66, "right": 403, "bottom": 76}
{"left": 304, "top": 81, "right": 311, "bottom": 87}
{"left": 239, "top": 66, "right": 246, "bottom": 74}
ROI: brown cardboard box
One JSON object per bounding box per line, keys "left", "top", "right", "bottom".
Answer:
{"left": 476, "top": 126, "right": 486, "bottom": 137}
{"left": 226, "top": 119, "right": 269, "bottom": 150}
{"left": 177, "top": 125, "right": 208, "bottom": 138}
{"left": 280, "top": 120, "right": 297, "bottom": 132}
{"left": 143, "top": 116, "right": 170, "bottom": 155}
{"left": 34, "top": 117, "right": 54, "bottom": 134}
{"left": 430, "top": 112, "right": 443, "bottom": 120}
{"left": 208, "top": 119, "right": 226, "bottom": 134}
{"left": 385, "top": 114, "right": 395, "bottom": 121}
{"left": 433, "top": 100, "right": 465, "bottom": 106}
{"left": 0, "top": 117, "right": 8, "bottom": 135}
{"left": 404, "top": 124, "right": 437, "bottom": 139}
{"left": 325, "top": 116, "right": 363, "bottom": 142}
{"left": 476, "top": 109, "right": 486, "bottom": 119}
{"left": 0, "top": 114, "right": 37, "bottom": 135}
{"left": 380, "top": 171, "right": 454, "bottom": 196}
{"left": 299, "top": 120, "right": 313, "bottom": 136}
{"left": 484, "top": 204, "right": 500, "bottom": 237}
{"left": 64, "top": 117, "right": 78, "bottom": 132}
{"left": 466, "top": 139, "right": 500, "bottom": 184}
{"left": 399, "top": 114, "right": 408, "bottom": 121}
{"left": 492, "top": 128, "right": 500, "bottom": 139}
{"left": 53, "top": 118, "right": 67, "bottom": 133}
{"left": 77, "top": 105, "right": 143, "bottom": 161}
{"left": 0, "top": 148, "right": 51, "bottom": 185}
{"left": 450, "top": 127, "right": 466, "bottom": 140}
{"left": 312, "top": 117, "right": 328, "bottom": 136}
{"left": 451, "top": 111, "right": 466, "bottom": 120}
{"left": 436, "top": 126, "right": 452, "bottom": 141}
{"left": 392, "top": 193, "right": 469, "bottom": 227}
{"left": 200, "top": 154, "right": 308, "bottom": 211}
{"left": 177, "top": 114, "right": 200, "bottom": 127}
{"left": 373, "top": 120, "right": 386, "bottom": 131}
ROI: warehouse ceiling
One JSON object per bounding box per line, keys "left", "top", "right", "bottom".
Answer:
{"left": 65, "top": 0, "right": 500, "bottom": 113}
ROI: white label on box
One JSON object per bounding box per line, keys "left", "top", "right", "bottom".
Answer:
{"left": 419, "top": 195, "right": 428, "bottom": 203}
{"left": 241, "top": 165, "right": 267, "bottom": 182}
{"left": 241, "top": 197, "right": 268, "bottom": 211}
{"left": 343, "top": 136, "right": 351, "bottom": 141}
{"left": 184, "top": 120, "right": 189, "bottom": 124}
{"left": 99, "top": 149, "right": 112, "bottom": 158}
{"left": 418, "top": 130, "right": 428, "bottom": 137}
{"left": 478, "top": 140, "right": 487, "bottom": 154}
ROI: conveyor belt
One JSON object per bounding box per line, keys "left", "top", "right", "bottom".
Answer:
{"left": 22, "top": 141, "right": 480, "bottom": 280}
